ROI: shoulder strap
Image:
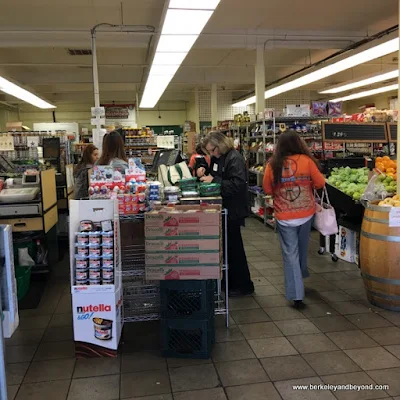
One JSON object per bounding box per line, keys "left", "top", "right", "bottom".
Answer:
{"left": 175, "top": 164, "right": 183, "bottom": 180}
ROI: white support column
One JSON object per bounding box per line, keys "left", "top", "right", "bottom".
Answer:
{"left": 135, "top": 92, "right": 140, "bottom": 128}
{"left": 255, "top": 44, "right": 266, "bottom": 115}
{"left": 211, "top": 83, "right": 218, "bottom": 128}
{"left": 194, "top": 87, "right": 200, "bottom": 133}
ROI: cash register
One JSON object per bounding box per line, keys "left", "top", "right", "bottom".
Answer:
{"left": 0, "top": 170, "right": 41, "bottom": 215}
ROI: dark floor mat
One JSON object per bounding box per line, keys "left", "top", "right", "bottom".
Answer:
{"left": 18, "top": 274, "right": 48, "bottom": 310}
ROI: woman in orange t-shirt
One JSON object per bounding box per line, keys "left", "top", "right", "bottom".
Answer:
{"left": 263, "top": 131, "right": 325, "bottom": 309}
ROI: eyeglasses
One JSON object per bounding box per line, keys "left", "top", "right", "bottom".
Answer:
{"left": 208, "top": 146, "right": 217, "bottom": 154}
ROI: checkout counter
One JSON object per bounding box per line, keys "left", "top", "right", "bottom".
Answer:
{"left": 57, "top": 164, "right": 74, "bottom": 211}
{"left": 0, "top": 169, "right": 59, "bottom": 273}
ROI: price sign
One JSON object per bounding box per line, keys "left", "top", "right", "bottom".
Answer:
{"left": 91, "top": 117, "right": 106, "bottom": 126}
{"left": 323, "top": 122, "right": 387, "bottom": 143}
{"left": 91, "top": 107, "right": 105, "bottom": 117}
{"left": 26, "top": 136, "right": 39, "bottom": 148}
{"left": 0, "top": 134, "right": 14, "bottom": 151}
{"left": 389, "top": 207, "right": 400, "bottom": 227}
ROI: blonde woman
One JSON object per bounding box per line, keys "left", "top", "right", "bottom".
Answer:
{"left": 201, "top": 132, "right": 254, "bottom": 297}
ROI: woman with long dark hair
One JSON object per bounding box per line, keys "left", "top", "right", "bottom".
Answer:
{"left": 74, "top": 144, "right": 99, "bottom": 199}
{"left": 98, "top": 130, "right": 128, "bottom": 172}
{"left": 263, "top": 130, "right": 325, "bottom": 309}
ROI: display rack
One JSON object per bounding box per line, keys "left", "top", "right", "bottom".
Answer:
{"left": 246, "top": 113, "right": 333, "bottom": 228}
{"left": 245, "top": 112, "right": 275, "bottom": 227}
{"left": 120, "top": 214, "right": 160, "bottom": 323}
{"left": 0, "top": 131, "right": 72, "bottom": 173}
{"left": 121, "top": 210, "right": 229, "bottom": 328}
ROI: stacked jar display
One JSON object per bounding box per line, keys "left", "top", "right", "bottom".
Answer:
{"left": 75, "top": 222, "right": 115, "bottom": 286}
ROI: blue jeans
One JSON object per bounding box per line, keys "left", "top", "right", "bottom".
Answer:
{"left": 277, "top": 218, "right": 313, "bottom": 301}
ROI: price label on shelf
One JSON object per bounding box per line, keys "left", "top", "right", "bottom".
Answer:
{"left": 389, "top": 207, "right": 400, "bottom": 227}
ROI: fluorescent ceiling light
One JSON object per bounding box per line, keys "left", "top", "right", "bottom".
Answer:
{"left": 140, "top": 1, "right": 220, "bottom": 108}
{"left": 149, "top": 65, "right": 180, "bottom": 76}
{"left": 330, "top": 83, "right": 398, "bottom": 102}
{"left": 157, "top": 35, "right": 198, "bottom": 52}
{"left": 0, "top": 76, "right": 55, "bottom": 109}
{"left": 152, "top": 52, "right": 188, "bottom": 66}
{"left": 162, "top": 9, "right": 214, "bottom": 35}
{"left": 320, "top": 70, "right": 399, "bottom": 94}
{"left": 233, "top": 96, "right": 256, "bottom": 108}
{"left": 169, "top": 0, "right": 221, "bottom": 10}
{"left": 232, "top": 37, "right": 399, "bottom": 107}
{"left": 140, "top": 76, "right": 173, "bottom": 108}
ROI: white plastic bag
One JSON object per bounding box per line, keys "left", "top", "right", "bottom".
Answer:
{"left": 314, "top": 187, "right": 338, "bottom": 236}
{"left": 158, "top": 162, "right": 192, "bottom": 187}
{"left": 361, "top": 172, "right": 390, "bottom": 201}
{"left": 18, "top": 247, "right": 35, "bottom": 266}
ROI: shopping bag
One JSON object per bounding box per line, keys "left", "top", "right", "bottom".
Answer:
{"left": 313, "top": 187, "right": 338, "bottom": 236}
{"left": 158, "top": 162, "right": 192, "bottom": 186}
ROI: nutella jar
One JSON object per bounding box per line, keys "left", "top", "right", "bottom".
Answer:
{"left": 75, "top": 256, "right": 88, "bottom": 269}
{"left": 76, "top": 269, "right": 88, "bottom": 281}
{"left": 89, "top": 268, "right": 101, "bottom": 280}
{"left": 88, "top": 232, "right": 101, "bottom": 245}
{"left": 102, "top": 268, "right": 114, "bottom": 281}
{"left": 89, "top": 256, "right": 101, "bottom": 269}
{"left": 77, "top": 245, "right": 89, "bottom": 257}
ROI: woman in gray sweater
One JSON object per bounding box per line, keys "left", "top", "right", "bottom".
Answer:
{"left": 97, "top": 131, "right": 129, "bottom": 173}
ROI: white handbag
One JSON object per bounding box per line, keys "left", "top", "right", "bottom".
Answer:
{"left": 313, "top": 187, "right": 338, "bottom": 236}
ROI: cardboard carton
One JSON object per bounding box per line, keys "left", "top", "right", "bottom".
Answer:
{"left": 145, "top": 239, "right": 220, "bottom": 252}
{"left": 146, "top": 266, "right": 221, "bottom": 280}
{"left": 145, "top": 252, "right": 220, "bottom": 266}
{"left": 145, "top": 225, "right": 220, "bottom": 239}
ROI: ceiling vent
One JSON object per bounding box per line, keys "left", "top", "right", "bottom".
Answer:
{"left": 67, "top": 49, "right": 92, "bottom": 56}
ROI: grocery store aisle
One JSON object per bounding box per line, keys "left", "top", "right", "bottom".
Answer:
{"left": 5, "top": 219, "right": 400, "bottom": 400}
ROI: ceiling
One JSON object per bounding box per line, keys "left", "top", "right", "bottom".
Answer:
{"left": 0, "top": 0, "right": 398, "bottom": 107}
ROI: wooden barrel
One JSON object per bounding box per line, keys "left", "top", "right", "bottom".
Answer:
{"left": 360, "top": 201, "right": 400, "bottom": 311}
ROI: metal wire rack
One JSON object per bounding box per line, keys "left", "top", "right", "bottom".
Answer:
{"left": 121, "top": 209, "right": 229, "bottom": 327}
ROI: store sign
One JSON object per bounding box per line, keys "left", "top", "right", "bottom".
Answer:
{"left": 91, "top": 106, "right": 105, "bottom": 117}
{"left": 0, "top": 134, "right": 14, "bottom": 151}
{"left": 389, "top": 208, "right": 400, "bottom": 227}
{"left": 103, "top": 104, "right": 137, "bottom": 128}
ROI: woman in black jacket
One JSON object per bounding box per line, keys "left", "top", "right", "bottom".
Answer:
{"left": 200, "top": 132, "right": 254, "bottom": 296}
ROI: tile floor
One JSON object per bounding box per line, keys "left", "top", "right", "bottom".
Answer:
{"left": 4, "top": 218, "right": 400, "bottom": 400}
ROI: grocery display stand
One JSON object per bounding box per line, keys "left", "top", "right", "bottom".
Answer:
{"left": 121, "top": 209, "right": 229, "bottom": 328}
{"left": 120, "top": 213, "right": 160, "bottom": 323}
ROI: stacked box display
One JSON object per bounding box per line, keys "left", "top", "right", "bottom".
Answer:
{"left": 160, "top": 280, "right": 215, "bottom": 319}
{"left": 160, "top": 280, "right": 215, "bottom": 358}
{"left": 161, "top": 317, "right": 214, "bottom": 359}
{"left": 145, "top": 205, "right": 222, "bottom": 280}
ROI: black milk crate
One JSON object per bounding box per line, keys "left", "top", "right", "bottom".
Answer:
{"left": 160, "top": 280, "right": 215, "bottom": 319}
{"left": 161, "top": 316, "right": 215, "bottom": 359}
